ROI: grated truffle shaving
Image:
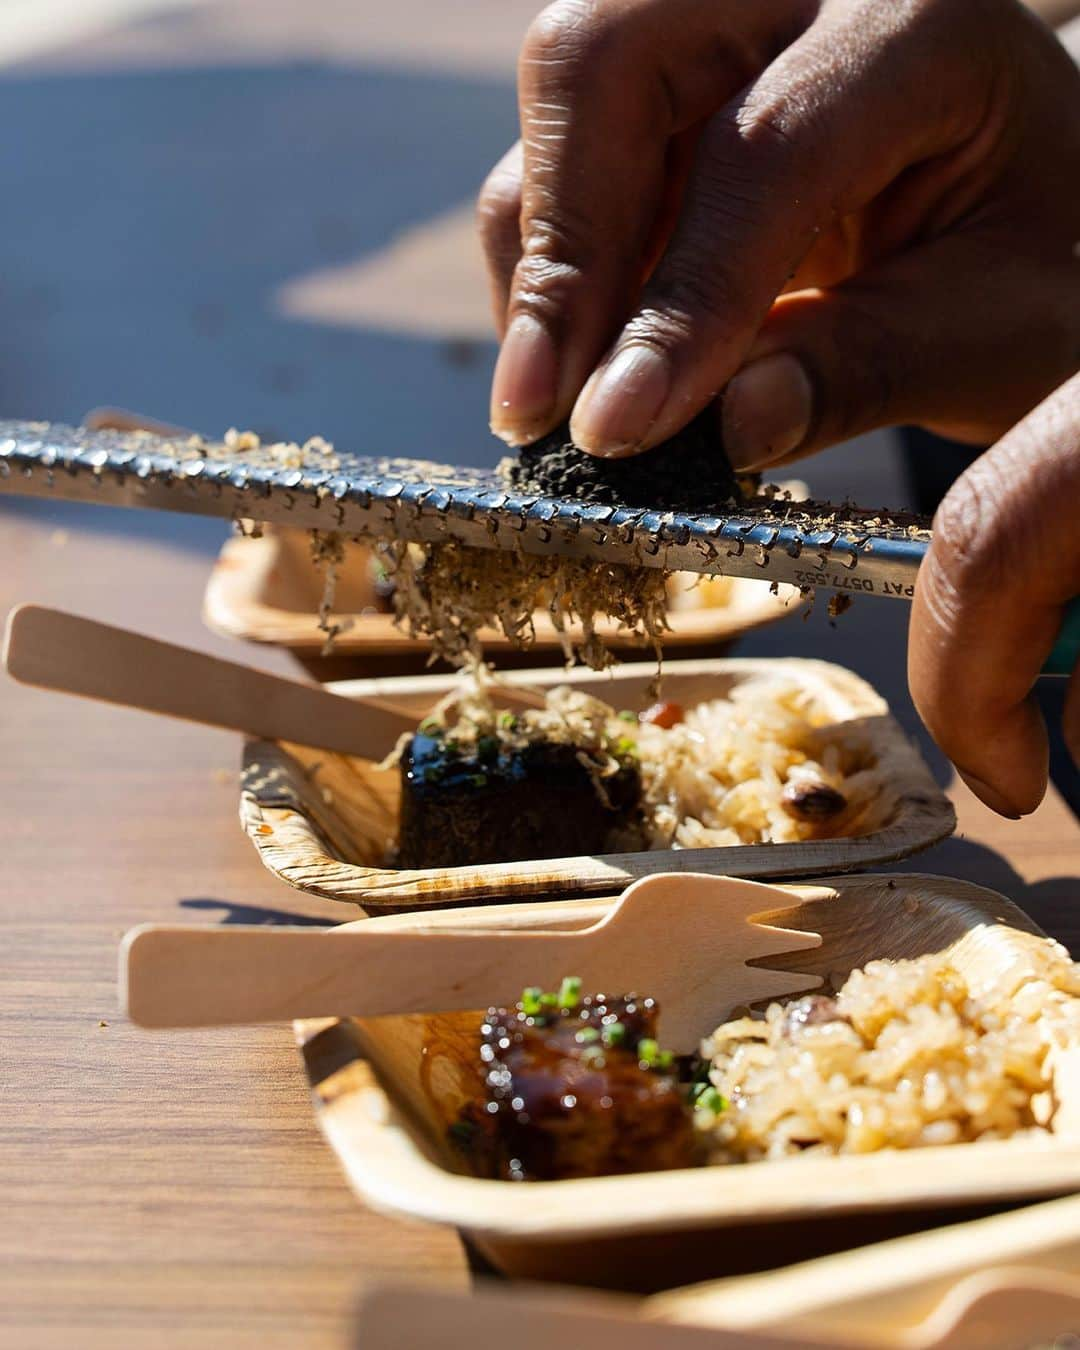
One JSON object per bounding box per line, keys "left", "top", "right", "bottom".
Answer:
{"left": 383, "top": 537, "right": 671, "bottom": 671}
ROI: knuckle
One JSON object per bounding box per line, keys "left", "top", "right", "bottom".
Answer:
{"left": 618, "top": 303, "right": 703, "bottom": 361}
{"left": 520, "top": 200, "right": 603, "bottom": 268}
{"left": 522, "top": 0, "right": 602, "bottom": 73}
{"left": 650, "top": 266, "right": 741, "bottom": 334}
{"left": 931, "top": 460, "right": 1012, "bottom": 595}
{"left": 638, "top": 247, "right": 750, "bottom": 349}
{"left": 732, "top": 48, "right": 833, "bottom": 171}
{"left": 736, "top": 100, "right": 806, "bottom": 162}
{"left": 511, "top": 252, "right": 590, "bottom": 325}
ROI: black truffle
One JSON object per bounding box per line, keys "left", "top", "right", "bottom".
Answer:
{"left": 505, "top": 408, "right": 748, "bottom": 512}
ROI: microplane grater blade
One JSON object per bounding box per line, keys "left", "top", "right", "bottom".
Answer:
{"left": 0, "top": 419, "right": 930, "bottom": 598}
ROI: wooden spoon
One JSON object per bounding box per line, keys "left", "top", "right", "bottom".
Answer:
{"left": 121, "top": 872, "right": 822, "bottom": 1046}
{"left": 4, "top": 604, "right": 555, "bottom": 756}
{"left": 3, "top": 603, "right": 417, "bottom": 760}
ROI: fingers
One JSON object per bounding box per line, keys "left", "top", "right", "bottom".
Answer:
{"left": 489, "top": 0, "right": 809, "bottom": 447}
{"left": 908, "top": 373, "right": 1080, "bottom": 817}
{"left": 564, "top": 0, "right": 1001, "bottom": 457}
{"left": 718, "top": 230, "right": 1080, "bottom": 471}
{"left": 477, "top": 142, "right": 524, "bottom": 339}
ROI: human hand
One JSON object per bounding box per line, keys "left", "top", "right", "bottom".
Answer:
{"left": 908, "top": 371, "right": 1080, "bottom": 818}
{"left": 479, "top": 0, "right": 1080, "bottom": 469}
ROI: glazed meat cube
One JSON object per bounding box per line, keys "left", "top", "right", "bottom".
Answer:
{"left": 452, "top": 981, "right": 697, "bottom": 1181}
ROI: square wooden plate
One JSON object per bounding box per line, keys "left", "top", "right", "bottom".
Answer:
{"left": 294, "top": 873, "right": 1080, "bottom": 1291}
{"left": 239, "top": 657, "right": 955, "bottom": 912}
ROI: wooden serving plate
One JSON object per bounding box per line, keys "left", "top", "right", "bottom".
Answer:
{"left": 239, "top": 657, "right": 955, "bottom": 912}
{"left": 295, "top": 874, "right": 1080, "bottom": 1292}
{"left": 355, "top": 1193, "right": 1080, "bottom": 1348}
{"left": 203, "top": 525, "right": 804, "bottom": 676}
{"left": 652, "top": 1191, "right": 1080, "bottom": 1346}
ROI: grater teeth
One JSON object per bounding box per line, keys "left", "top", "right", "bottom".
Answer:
{"left": 0, "top": 419, "right": 930, "bottom": 599}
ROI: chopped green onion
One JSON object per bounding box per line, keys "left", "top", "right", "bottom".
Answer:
{"left": 498, "top": 711, "right": 517, "bottom": 730}
{"left": 635, "top": 1039, "right": 675, "bottom": 1071}
{"left": 694, "top": 1087, "right": 729, "bottom": 1116}
{"left": 520, "top": 987, "right": 543, "bottom": 1016}
{"left": 574, "top": 1027, "right": 600, "bottom": 1044}
{"left": 637, "top": 1037, "right": 660, "bottom": 1067}
{"left": 557, "top": 976, "right": 583, "bottom": 1010}
{"left": 539, "top": 992, "right": 559, "bottom": 1009}
{"left": 617, "top": 710, "right": 638, "bottom": 723}
{"left": 601, "top": 1021, "right": 627, "bottom": 1048}
{"left": 580, "top": 1045, "right": 606, "bottom": 1068}
{"left": 614, "top": 736, "right": 638, "bottom": 758}
{"left": 418, "top": 717, "right": 441, "bottom": 735}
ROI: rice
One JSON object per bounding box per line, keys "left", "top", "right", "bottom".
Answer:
{"left": 698, "top": 938, "right": 1080, "bottom": 1163}
{"left": 421, "top": 672, "right": 882, "bottom": 850}
{"left": 635, "top": 677, "right": 882, "bottom": 848}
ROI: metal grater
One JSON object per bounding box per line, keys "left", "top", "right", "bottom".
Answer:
{"left": 0, "top": 419, "right": 931, "bottom": 600}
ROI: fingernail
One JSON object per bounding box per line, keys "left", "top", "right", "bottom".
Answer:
{"left": 570, "top": 344, "right": 670, "bottom": 457}
{"left": 722, "top": 353, "right": 812, "bottom": 470}
{"left": 489, "top": 314, "right": 558, "bottom": 445}
{"left": 956, "top": 768, "right": 1022, "bottom": 820}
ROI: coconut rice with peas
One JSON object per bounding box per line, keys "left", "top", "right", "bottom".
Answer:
{"left": 697, "top": 936, "right": 1080, "bottom": 1163}
{"left": 411, "top": 669, "right": 882, "bottom": 848}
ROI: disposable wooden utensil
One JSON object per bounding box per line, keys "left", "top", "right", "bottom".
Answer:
{"left": 353, "top": 1225, "right": 1080, "bottom": 1350}
{"left": 2, "top": 603, "right": 418, "bottom": 760}
{"left": 354, "top": 1271, "right": 1080, "bottom": 1350}
{"left": 354, "top": 1284, "right": 838, "bottom": 1350}
{"left": 652, "top": 1191, "right": 1080, "bottom": 1349}
{"left": 122, "top": 873, "right": 822, "bottom": 1045}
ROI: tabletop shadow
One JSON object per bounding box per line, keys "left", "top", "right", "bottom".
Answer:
{"left": 179, "top": 896, "right": 335, "bottom": 927}
{"left": 890, "top": 837, "right": 1080, "bottom": 956}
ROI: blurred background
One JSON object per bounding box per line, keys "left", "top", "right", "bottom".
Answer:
{"left": 0, "top": 0, "right": 906, "bottom": 491}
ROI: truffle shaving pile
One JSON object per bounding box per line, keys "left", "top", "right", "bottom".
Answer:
{"left": 415, "top": 671, "right": 639, "bottom": 793}
{"left": 385, "top": 537, "right": 670, "bottom": 670}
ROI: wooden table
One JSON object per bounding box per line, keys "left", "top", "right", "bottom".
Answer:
{"left": 2, "top": 499, "right": 1079, "bottom": 1350}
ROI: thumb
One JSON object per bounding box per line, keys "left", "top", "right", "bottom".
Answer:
{"left": 719, "top": 234, "right": 1079, "bottom": 471}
